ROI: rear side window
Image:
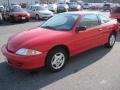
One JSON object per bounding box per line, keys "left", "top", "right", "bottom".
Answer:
{"left": 79, "top": 14, "right": 100, "bottom": 28}
{"left": 99, "top": 15, "right": 110, "bottom": 24}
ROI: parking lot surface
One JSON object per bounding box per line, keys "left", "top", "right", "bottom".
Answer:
{"left": 0, "top": 12, "right": 120, "bottom": 90}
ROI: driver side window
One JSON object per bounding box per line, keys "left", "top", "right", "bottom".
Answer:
{"left": 79, "top": 14, "right": 100, "bottom": 29}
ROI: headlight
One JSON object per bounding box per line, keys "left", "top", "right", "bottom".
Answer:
{"left": 16, "top": 48, "right": 42, "bottom": 56}
{"left": 27, "top": 13, "right": 30, "bottom": 17}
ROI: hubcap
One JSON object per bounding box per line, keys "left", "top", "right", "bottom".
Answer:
{"left": 51, "top": 52, "right": 65, "bottom": 70}
{"left": 110, "top": 35, "right": 115, "bottom": 46}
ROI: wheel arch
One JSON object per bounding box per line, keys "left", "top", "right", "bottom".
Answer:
{"left": 111, "top": 30, "right": 117, "bottom": 37}
{"left": 45, "top": 44, "right": 70, "bottom": 64}
{"left": 47, "top": 45, "right": 70, "bottom": 57}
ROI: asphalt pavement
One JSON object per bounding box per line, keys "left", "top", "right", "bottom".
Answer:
{"left": 0, "top": 11, "right": 120, "bottom": 90}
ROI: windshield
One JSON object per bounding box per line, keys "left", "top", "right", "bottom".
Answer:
{"left": 9, "top": 6, "right": 23, "bottom": 12}
{"left": 33, "top": 6, "right": 46, "bottom": 11}
{"left": 104, "top": 4, "right": 110, "bottom": 6}
{"left": 69, "top": 2, "right": 78, "bottom": 6}
{"left": 41, "top": 13, "right": 79, "bottom": 31}
{"left": 84, "top": 3, "right": 88, "bottom": 5}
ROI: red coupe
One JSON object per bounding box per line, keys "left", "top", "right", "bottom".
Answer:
{"left": 1, "top": 11, "right": 119, "bottom": 72}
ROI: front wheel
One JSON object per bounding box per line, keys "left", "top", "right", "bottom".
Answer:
{"left": 46, "top": 48, "right": 68, "bottom": 72}
{"left": 105, "top": 33, "right": 116, "bottom": 48}
{"left": 9, "top": 16, "right": 15, "bottom": 23}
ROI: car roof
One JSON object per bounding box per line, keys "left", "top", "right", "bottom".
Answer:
{"left": 64, "top": 11, "right": 101, "bottom": 15}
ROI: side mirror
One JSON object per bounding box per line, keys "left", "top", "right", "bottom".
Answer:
{"left": 76, "top": 26, "right": 86, "bottom": 32}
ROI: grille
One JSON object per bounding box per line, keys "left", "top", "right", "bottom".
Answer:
{"left": 18, "top": 15, "right": 27, "bottom": 17}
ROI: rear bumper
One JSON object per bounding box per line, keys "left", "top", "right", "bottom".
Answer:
{"left": 14, "top": 16, "right": 30, "bottom": 21}
{"left": 1, "top": 45, "right": 47, "bottom": 70}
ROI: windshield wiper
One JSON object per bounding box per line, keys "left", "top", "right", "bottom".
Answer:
{"left": 41, "top": 26, "right": 56, "bottom": 30}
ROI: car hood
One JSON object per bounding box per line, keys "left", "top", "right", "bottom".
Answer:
{"left": 39, "top": 10, "right": 52, "bottom": 14}
{"left": 7, "top": 27, "right": 70, "bottom": 52}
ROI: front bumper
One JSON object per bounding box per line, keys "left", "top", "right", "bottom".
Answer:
{"left": 39, "top": 14, "right": 53, "bottom": 19}
{"left": 57, "top": 8, "right": 68, "bottom": 13}
{"left": 1, "top": 45, "right": 47, "bottom": 70}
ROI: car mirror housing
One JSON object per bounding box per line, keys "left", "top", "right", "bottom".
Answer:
{"left": 76, "top": 26, "right": 86, "bottom": 32}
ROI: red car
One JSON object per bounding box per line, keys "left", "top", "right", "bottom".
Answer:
{"left": 1, "top": 11, "right": 119, "bottom": 72}
{"left": 3, "top": 5, "right": 30, "bottom": 22}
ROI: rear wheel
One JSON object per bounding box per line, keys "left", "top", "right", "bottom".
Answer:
{"left": 46, "top": 48, "right": 68, "bottom": 72}
{"left": 9, "top": 16, "right": 15, "bottom": 23}
{"left": 26, "top": 18, "right": 30, "bottom": 22}
{"left": 105, "top": 33, "right": 116, "bottom": 48}
{"left": 35, "top": 14, "right": 40, "bottom": 20}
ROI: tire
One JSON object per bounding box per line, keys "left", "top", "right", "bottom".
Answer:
{"left": 0, "top": 17, "right": 2, "bottom": 24}
{"left": 26, "top": 18, "right": 30, "bottom": 22}
{"left": 46, "top": 47, "right": 68, "bottom": 72}
{"left": 35, "top": 14, "right": 40, "bottom": 20}
{"left": 9, "top": 16, "right": 14, "bottom": 23}
{"left": 105, "top": 33, "right": 116, "bottom": 48}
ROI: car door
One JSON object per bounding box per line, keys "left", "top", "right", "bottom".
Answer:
{"left": 98, "top": 14, "right": 114, "bottom": 44}
{"left": 73, "top": 14, "right": 104, "bottom": 54}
